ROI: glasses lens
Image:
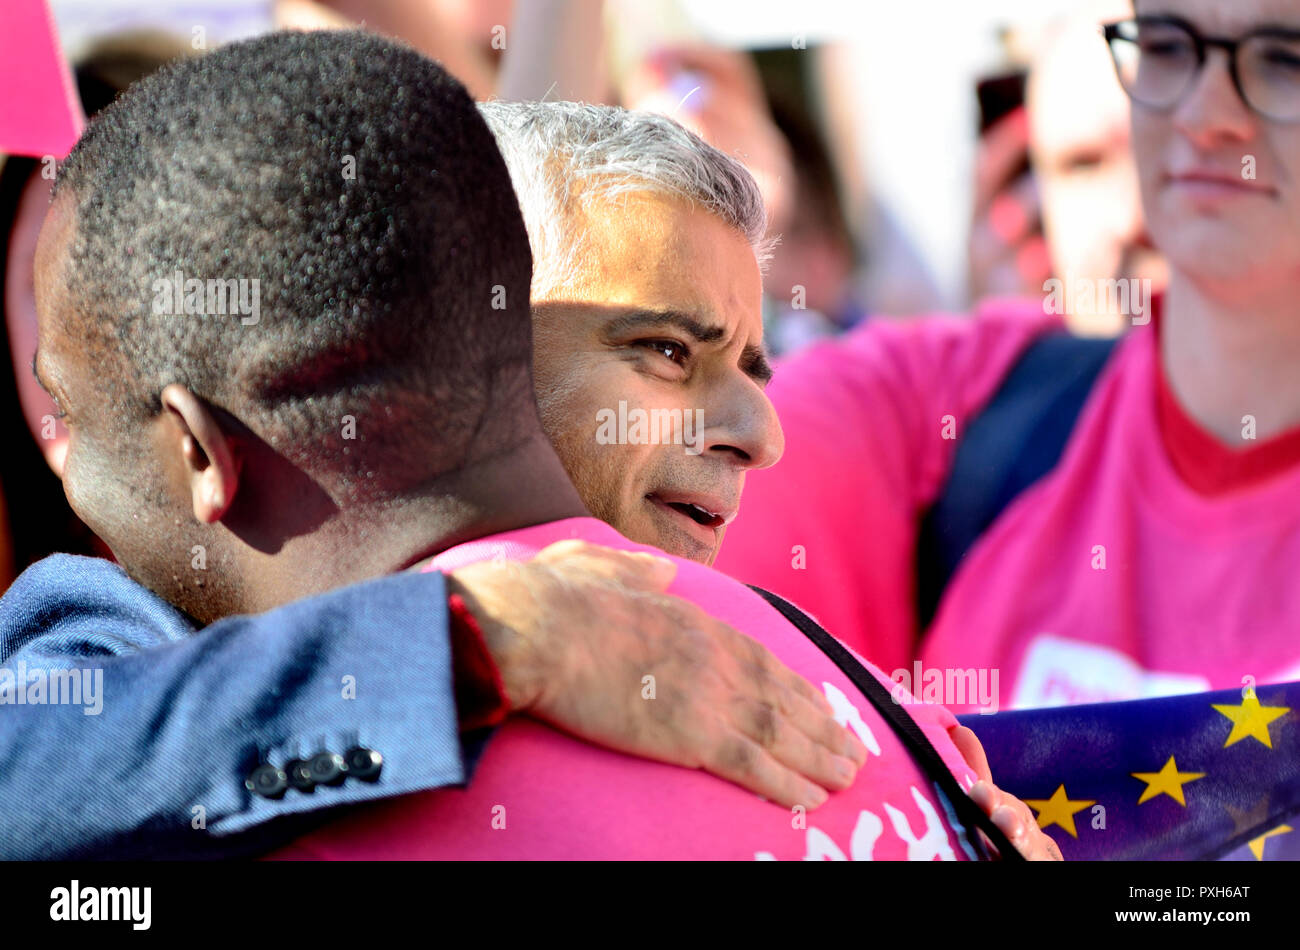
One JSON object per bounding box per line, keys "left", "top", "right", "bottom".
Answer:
{"left": 1109, "top": 19, "right": 1199, "bottom": 110}
{"left": 1240, "top": 33, "right": 1300, "bottom": 121}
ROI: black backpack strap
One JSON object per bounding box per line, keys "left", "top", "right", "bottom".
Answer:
{"left": 916, "top": 331, "right": 1118, "bottom": 630}
{"left": 748, "top": 584, "right": 1023, "bottom": 861}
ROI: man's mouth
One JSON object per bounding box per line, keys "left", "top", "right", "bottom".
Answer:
{"left": 645, "top": 492, "right": 737, "bottom": 534}
{"left": 663, "top": 499, "right": 725, "bottom": 528}
{"left": 1165, "top": 168, "right": 1277, "bottom": 199}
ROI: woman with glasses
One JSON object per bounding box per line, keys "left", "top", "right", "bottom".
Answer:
{"left": 717, "top": 0, "right": 1300, "bottom": 712}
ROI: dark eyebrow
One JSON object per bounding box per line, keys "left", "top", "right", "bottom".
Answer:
{"left": 603, "top": 309, "right": 726, "bottom": 345}
{"left": 1253, "top": 23, "right": 1300, "bottom": 37}
{"left": 603, "top": 308, "right": 774, "bottom": 385}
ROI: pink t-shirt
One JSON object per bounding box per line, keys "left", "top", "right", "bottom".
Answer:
{"left": 717, "top": 299, "right": 1059, "bottom": 679}
{"left": 273, "top": 518, "right": 981, "bottom": 860}
{"left": 717, "top": 301, "right": 1300, "bottom": 713}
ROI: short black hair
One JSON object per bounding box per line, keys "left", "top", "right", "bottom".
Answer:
{"left": 53, "top": 29, "right": 535, "bottom": 500}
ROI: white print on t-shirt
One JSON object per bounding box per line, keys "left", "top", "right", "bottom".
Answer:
{"left": 1012, "top": 634, "right": 1209, "bottom": 708}
{"left": 822, "top": 680, "right": 882, "bottom": 756}
{"left": 754, "top": 785, "right": 960, "bottom": 861}
{"left": 753, "top": 684, "right": 965, "bottom": 860}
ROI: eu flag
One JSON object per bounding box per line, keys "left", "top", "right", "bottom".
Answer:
{"left": 960, "top": 681, "right": 1300, "bottom": 860}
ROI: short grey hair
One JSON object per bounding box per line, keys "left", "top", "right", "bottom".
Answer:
{"left": 478, "top": 100, "right": 773, "bottom": 295}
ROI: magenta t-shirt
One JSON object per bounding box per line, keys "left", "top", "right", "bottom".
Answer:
{"left": 717, "top": 300, "right": 1300, "bottom": 712}
{"left": 272, "top": 518, "right": 982, "bottom": 860}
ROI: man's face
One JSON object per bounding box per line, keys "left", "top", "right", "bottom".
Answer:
{"left": 1132, "top": 0, "right": 1300, "bottom": 287}
{"left": 32, "top": 196, "right": 198, "bottom": 603}
{"left": 1029, "top": 0, "right": 1168, "bottom": 332}
{"left": 531, "top": 191, "right": 784, "bottom": 565}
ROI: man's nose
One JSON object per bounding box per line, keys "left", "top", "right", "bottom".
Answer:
{"left": 700, "top": 375, "right": 785, "bottom": 470}
{"left": 1172, "top": 49, "right": 1255, "bottom": 148}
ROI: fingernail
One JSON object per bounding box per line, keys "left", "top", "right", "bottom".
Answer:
{"left": 806, "top": 785, "right": 829, "bottom": 808}
{"left": 992, "top": 805, "right": 1022, "bottom": 839}
{"left": 834, "top": 755, "right": 857, "bottom": 782}
{"left": 969, "top": 781, "right": 993, "bottom": 809}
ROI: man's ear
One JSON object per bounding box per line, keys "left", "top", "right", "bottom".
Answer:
{"left": 159, "top": 383, "right": 241, "bottom": 524}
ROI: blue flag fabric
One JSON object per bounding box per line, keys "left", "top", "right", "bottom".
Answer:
{"left": 959, "top": 681, "right": 1300, "bottom": 860}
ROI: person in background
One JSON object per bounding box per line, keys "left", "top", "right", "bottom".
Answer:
{"left": 718, "top": 0, "right": 1300, "bottom": 712}
{"left": 968, "top": 0, "right": 1168, "bottom": 335}
{"left": 759, "top": 100, "right": 867, "bottom": 356}
{"left": 1027, "top": 0, "right": 1168, "bottom": 335}
{"left": 276, "top": 0, "right": 515, "bottom": 100}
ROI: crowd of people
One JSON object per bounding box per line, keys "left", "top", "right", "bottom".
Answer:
{"left": 1, "top": 0, "right": 1297, "bottom": 866}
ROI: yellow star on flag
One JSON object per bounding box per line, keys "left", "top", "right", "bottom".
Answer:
{"left": 1132, "top": 756, "right": 1205, "bottom": 806}
{"left": 1248, "top": 824, "right": 1293, "bottom": 860}
{"left": 1022, "top": 784, "right": 1096, "bottom": 838}
{"left": 1211, "top": 693, "right": 1290, "bottom": 749}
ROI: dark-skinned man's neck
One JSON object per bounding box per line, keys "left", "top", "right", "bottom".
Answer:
{"left": 200, "top": 429, "right": 589, "bottom": 623}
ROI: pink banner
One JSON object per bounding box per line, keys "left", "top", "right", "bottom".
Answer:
{"left": 0, "top": 0, "right": 84, "bottom": 159}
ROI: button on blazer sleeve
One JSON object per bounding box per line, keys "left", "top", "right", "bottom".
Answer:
{"left": 0, "top": 554, "right": 469, "bottom": 859}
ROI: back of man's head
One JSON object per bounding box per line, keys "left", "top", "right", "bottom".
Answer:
{"left": 50, "top": 30, "right": 535, "bottom": 502}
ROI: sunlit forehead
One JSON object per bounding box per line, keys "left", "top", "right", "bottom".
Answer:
{"left": 1137, "top": 0, "right": 1300, "bottom": 35}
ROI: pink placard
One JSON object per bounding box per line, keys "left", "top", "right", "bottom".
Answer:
{"left": 0, "top": 0, "right": 84, "bottom": 159}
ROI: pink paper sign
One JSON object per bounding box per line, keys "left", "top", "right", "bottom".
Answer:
{"left": 0, "top": 0, "right": 84, "bottom": 159}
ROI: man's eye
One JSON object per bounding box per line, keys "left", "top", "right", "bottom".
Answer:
{"left": 636, "top": 339, "right": 690, "bottom": 365}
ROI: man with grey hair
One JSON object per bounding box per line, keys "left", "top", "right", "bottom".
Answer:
{"left": 460, "top": 101, "right": 1056, "bottom": 858}
{"left": 479, "top": 100, "right": 781, "bottom": 567}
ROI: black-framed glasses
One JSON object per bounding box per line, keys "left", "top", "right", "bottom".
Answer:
{"left": 1103, "top": 16, "right": 1300, "bottom": 122}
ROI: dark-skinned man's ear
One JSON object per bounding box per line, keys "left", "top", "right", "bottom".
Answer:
{"left": 159, "top": 383, "right": 240, "bottom": 523}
